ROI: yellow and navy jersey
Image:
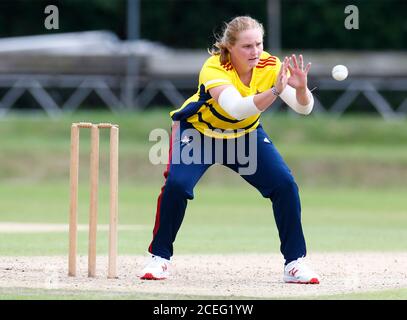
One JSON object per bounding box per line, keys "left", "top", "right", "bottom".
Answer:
{"left": 170, "top": 51, "right": 282, "bottom": 139}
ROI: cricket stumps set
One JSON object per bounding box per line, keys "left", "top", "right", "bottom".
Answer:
{"left": 68, "top": 122, "right": 119, "bottom": 278}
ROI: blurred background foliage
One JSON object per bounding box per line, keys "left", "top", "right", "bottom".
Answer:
{"left": 0, "top": 0, "right": 405, "bottom": 50}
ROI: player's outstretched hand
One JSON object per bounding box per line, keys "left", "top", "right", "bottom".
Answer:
{"left": 287, "top": 54, "right": 311, "bottom": 90}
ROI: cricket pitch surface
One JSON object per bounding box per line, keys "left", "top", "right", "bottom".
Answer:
{"left": 1, "top": 252, "right": 406, "bottom": 298}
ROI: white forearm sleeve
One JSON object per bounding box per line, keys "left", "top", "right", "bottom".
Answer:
{"left": 279, "top": 85, "right": 314, "bottom": 115}
{"left": 218, "top": 86, "right": 260, "bottom": 120}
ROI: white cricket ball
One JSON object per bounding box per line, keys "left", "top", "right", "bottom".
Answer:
{"left": 332, "top": 65, "right": 348, "bottom": 81}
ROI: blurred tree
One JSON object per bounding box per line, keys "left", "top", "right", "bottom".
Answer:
{"left": 0, "top": 0, "right": 125, "bottom": 37}
{"left": 282, "top": 0, "right": 407, "bottom": 50}
{"left": 0, "top": 0, "right": 405, "bottom": 50}
{"left": 141, "top": 0, "right": 267, "bottom": 48}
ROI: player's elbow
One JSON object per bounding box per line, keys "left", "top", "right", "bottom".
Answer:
{"left": 220, "top": 102, "right": 245, "bottom": 120}
{"left": 297, "top": 102, "right": 313, "bottom": 115}
{"left": 227, "top": 110, "right": 247, "bottom": 121}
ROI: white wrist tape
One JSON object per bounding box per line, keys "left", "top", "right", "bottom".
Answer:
{"left": 218, "top": 86, "right": 260, "bottom": 120}
{"left": 279, "top": 85, "right": 314, "bottom": 115}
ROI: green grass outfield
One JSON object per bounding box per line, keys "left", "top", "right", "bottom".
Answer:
{"left": 0, "top": 111, "right": 406, "bottom": 299}
{"left": 0, "top": 182, "right": 406, "bottom": 256}
{"left": 1, "top": 287, "right": 406, "bottom": 300}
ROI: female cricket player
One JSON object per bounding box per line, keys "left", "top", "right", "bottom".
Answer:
{"left": 140, "top": 16, "right": 320, "bottom": 284}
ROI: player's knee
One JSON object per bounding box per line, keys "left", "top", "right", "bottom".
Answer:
{"left": 262, "top": 175, "right": 298, "bottom": 198}
{"left": 165, "top": 175, "right": 194, "bottom": 199}
{"left": 275, "top": 176, "right": 299, "bottom": 196}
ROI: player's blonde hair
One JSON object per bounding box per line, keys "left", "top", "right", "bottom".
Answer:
{"left": 209, "top": 16, "right": 264, "bottom": 65}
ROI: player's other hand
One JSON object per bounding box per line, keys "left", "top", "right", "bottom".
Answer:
{"left": 287, "top": 54, "right": 311, "bottom": 90}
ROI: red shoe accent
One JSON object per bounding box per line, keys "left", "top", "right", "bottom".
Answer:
{"left": 309, "top": 278, "right": 319, "bottom": 284}
{"left": 140, "top": 273, "right": 166, "bottom": 280}
{"left": 285, "top": 278, "right": 320, "bottom": 284}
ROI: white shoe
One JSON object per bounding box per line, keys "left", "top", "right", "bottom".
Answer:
{"left": 140, "top": 255, "right": 171, "bottom": 280}
{"left": 283, "top": 257, "right": 320, "bottom": 284}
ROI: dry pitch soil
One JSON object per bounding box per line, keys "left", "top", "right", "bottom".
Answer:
{"left": 1, "top": 252, "right": 406, "bottom": 298}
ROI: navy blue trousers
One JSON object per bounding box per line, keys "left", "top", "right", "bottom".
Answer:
{"left": 148, "top": 121, "right": 306, "bottom": 264}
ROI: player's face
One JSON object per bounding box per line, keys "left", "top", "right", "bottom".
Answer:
{"left": 229, "top": 28, "right": 263, "bottom": 69}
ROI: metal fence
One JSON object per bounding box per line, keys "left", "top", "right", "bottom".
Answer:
{"left": 1, "top": 73, "right": 406, "bottom": 120}
{"left": 0, "top": 47, "right": 406, "bottom": 119}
